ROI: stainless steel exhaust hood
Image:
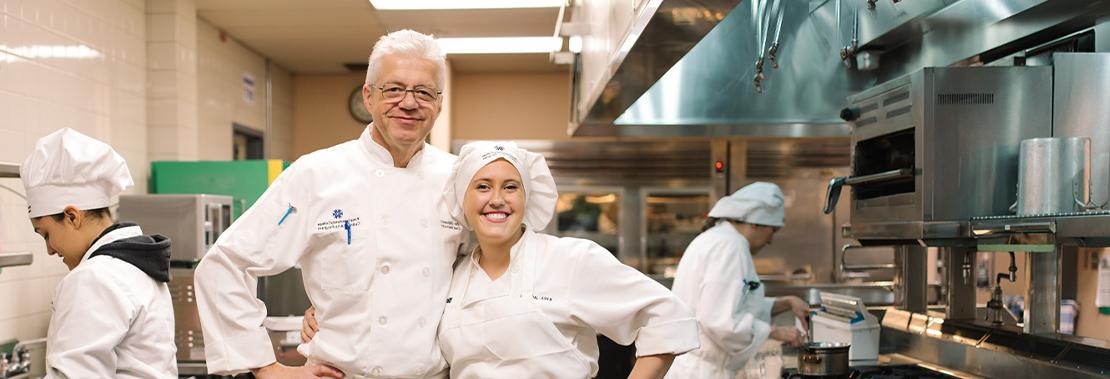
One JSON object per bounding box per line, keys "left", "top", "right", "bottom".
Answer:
{"left": 614, "top": 0, "right": 874, "bottom": 136}
{"left": 571, "top": 0, "right": 1110, "bottom": 138}
{"left": 569, "top": 0, "right": 745, "bottom": 135}
{"left": 572, "top": 0, "right": 872, "bottom": 137}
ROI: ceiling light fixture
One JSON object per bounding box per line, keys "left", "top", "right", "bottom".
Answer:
{"left": 370, "top": 0, "right": 565, "bottom": 10}
{"left": 438, "top": 37, "right": 563, "bottom": 54}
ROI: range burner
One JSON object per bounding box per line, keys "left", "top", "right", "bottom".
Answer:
{"left": 782, "top": 364, "right": 959, "bottom": 379}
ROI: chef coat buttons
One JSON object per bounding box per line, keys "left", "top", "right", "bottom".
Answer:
{"left": 380, "top": 264, "right": 390, "bottom": 274}
{"left": 418, "top": 317, "right": 427, "bottom": 327}
{"left": 371, "top": 367, "right": 382, "bottom": 376}
{"left": 380, "top": 215, "right": 388, "bottom": 224}
{"left": 422, "top": 267, "right": 431, "bottom": 277}
{"left": 374, "top": 169, "right": 384, "bottom": 177}
{"left": 420, "top": 218, "right": 428, "bottom": 228}
{"left": 379, "top": 316, "right": 388, "bottom": 325}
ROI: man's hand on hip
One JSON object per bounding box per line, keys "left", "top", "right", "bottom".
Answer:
{"left": 301, "top": 306, "right": 319, "bottom": 343}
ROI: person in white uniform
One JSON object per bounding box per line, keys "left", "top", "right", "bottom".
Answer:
{"left": 21, "top": 128, "right": 176, "bottom": 378}
{"left": 664, "top": 182, "right": 810, "bottom": 379}
{"left": 306, "top": 141, "right": 700, "bottom": 378}
{"left": 193, "top": 29, "right": 465, "bottom": 378}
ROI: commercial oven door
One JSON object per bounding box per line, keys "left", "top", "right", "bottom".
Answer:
{"left": 824, "top": 128, "right": 917, "bottom": 214}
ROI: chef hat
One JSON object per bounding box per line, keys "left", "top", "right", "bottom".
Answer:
{"left": 443, "top": 141, "right": 558, "bottom": 231}
{"left": 21, "top": 128, "right": 134, "bottom": 218}
{"left": 707, "top": 182, "right": 785, "bottom": 227}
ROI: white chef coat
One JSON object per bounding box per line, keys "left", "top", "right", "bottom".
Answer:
{"left": 664, "top": 222, "right": 776, "bottom": 379}
{"left": 46, "top": 225, "right": 177, "bottom": 379}
{"left": 194, "top": 125, "right": 465, "bottom": 378}
{"left": 438, "top": 228, "right": 699, "bottom": 379}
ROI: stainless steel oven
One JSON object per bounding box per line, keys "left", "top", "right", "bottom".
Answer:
{"left": 118, "top": 194, "right": 233, "bottom": 261}
{"left": 118, "top": 194, "right": 234, "bottom": 366}
{"left": 825, "top": 66, "right": 1053, "bottom": 240}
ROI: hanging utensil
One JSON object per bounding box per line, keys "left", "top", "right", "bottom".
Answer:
{"left": 768, "top": 0, "right": 785, "bottom": 69}
{"left": 752, "top": 0, "right": 770, "bottom": 93}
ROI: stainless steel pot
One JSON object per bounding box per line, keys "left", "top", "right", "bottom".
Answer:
{"left": 797, "top": 342, "right": 851, "bottom": 377}
{"left": 1014, "top": 137, "right": 1101, "bottom": 214}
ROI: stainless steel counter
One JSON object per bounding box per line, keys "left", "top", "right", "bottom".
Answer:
{"left": 779, "top": 352, "right": 983, "bottom": 378}
{"left": 879, "top": 308, "right": 1110, "bottom": 379}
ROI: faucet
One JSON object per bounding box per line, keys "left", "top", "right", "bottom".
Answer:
{"left": 1, "top": 338, "right": 46, "bottom": 378}
{"left": 987, "top": 252, "right": 1018, "bottom": 325}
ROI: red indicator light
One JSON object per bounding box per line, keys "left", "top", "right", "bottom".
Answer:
{"left": 714, "top": 160, "right": 725, "bottom": 173}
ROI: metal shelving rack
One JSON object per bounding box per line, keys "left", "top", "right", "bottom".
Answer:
{"left": 0, "top": 162, "right": 31, "bottom": 270}
{"left": 0, "top": 162, "right": 18, "bottom": 178}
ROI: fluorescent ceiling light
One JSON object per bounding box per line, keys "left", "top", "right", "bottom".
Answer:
{"left": 370, "top": 0, "right": 564, "bottom": 10}
{"left": 0, "top": 45, "right": 101, "bottom": 62}
{"left": 438, "top": 37, "right": 563, "bottom": 54}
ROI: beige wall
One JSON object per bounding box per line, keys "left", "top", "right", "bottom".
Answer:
{"left": 0, "top": 0, "right": 147, "bottom": 364}
{"left": 452, "top": 71, "right": 572, "bottom": 142}
{"left": 292, "top": 73, "right": 368, "bottom": 157}
{"left": 197, "top": 19, "right": 295, "bottom": 161}
{"left": 292, "top": 62, "right": 456, "bottom": 158}
{"left": 291, "top": 69, "right": 573, "bottom": 160}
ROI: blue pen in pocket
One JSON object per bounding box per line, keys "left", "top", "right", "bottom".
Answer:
{"left": 278, "top": 204, "right": 295, "bottom": 225}
{"left": 344, "top": 220, "right": 351, "bottom": 245}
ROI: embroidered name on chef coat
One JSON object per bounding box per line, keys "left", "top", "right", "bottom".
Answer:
{"left": 316, "top": 209, "right": 361, "bottom": 232}
{"left": 440, "top": 219, "right": 462, "bottom": 231}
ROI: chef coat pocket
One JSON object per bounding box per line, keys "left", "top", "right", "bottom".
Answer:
{"left": 479, "top": 298, "right": 574, "bottom": 361}
{"left": 312, "top": 227, "right": 373, "bottom": 293}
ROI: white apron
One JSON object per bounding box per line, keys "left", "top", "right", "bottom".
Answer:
{"left": 438, "top": 237, "right": 590, "bottom": 378}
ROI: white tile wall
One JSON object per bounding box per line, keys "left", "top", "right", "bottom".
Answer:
{"left": 0, "top": 0, "right": 148, "bottom": 367}
{"left": 145, "top": 0, "right": 196, "bottom": 161}
{"left": 196, "top": 18, "right": 294, "bottom": 161}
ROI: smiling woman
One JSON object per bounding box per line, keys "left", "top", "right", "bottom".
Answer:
{"left": 434, "top": 141, "right": 700, "bottom": 379}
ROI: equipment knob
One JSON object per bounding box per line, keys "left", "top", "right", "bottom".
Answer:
{"left": 840, "top": 107, "right": 860, "bottom": 122}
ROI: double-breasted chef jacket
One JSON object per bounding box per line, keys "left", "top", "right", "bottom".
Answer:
{"left": 194, "top": 125, "right": 466, "bottom": 378}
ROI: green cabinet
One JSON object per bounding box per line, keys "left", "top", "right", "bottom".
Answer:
{"left": 150, "top": 160, "right": 288, "bottom": 218}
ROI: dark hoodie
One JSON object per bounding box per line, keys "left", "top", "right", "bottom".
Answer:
{"left": 87, "top": 222, "right": 171, "bottom": 282}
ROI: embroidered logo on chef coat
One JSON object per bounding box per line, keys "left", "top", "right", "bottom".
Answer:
{"left": 332, "top": 209, "right": 343, "bottom": 219}
{"left": 532, "top": 295, "right": 554, "bottom": 302}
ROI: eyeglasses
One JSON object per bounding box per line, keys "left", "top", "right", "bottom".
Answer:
{"left": 375, "top": 84, "right": 442, "bottom": 103}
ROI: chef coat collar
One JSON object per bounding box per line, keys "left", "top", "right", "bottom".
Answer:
{"left": 711, "top": 220, "right": 751, "bottom": 249}
{"left": 80, "top": 223, "right": 143, "bottom": 265}
{"left": 359, "top": 124, "right": 427, "bottom": 169}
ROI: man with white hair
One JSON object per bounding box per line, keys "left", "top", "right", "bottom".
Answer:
{"left": 664, "top": 182, "right": 811, "bottom": 379}
{"left": 194, "top": 29, "right": 464, "bottom": 378}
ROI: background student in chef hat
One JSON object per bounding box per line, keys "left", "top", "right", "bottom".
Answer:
{"left": 21, "top": 128, "right": 177, "bottom": 378}
{"left": 664, "top": 182, "right": 810, "bottom": 379}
